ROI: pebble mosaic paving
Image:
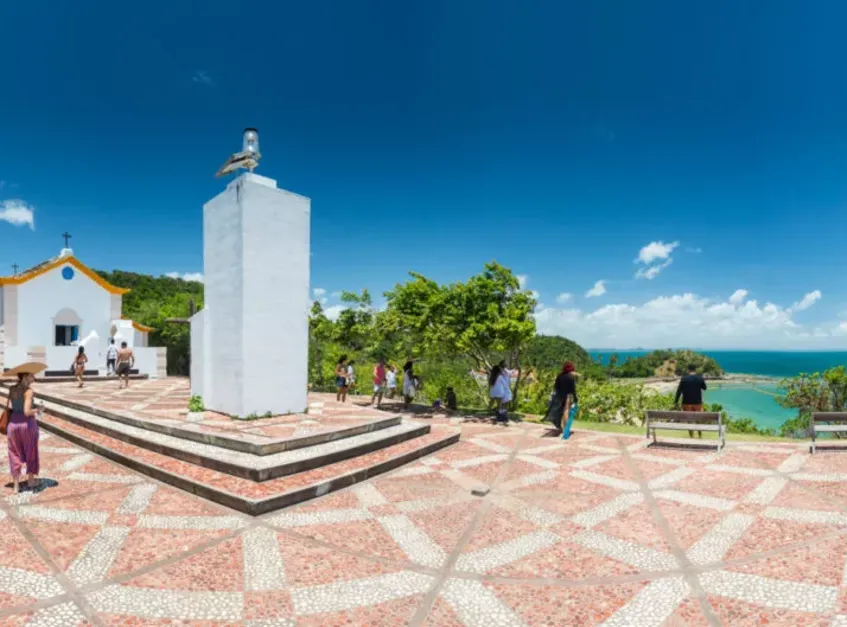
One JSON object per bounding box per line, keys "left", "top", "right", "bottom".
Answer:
{"left": 5, "top": 383, "right": 847, "bottom": 624}
{"left": 28, "top": 379, "right": 396, "bottom": 448}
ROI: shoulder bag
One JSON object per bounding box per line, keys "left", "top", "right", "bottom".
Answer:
{"left": 0, "top": 393, "right": 10, "bottom": 436}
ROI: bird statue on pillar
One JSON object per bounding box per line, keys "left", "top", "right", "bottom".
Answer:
{"left": 216, "top": 128, "right": 262, "bottom": 177}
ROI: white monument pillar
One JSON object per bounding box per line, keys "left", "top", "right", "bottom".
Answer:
{"left": 198, "top": 171, "right": 311, "bottom": 416}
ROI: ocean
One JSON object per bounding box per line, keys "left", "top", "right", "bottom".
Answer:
{"left": 591, "top": 350, "right": 847, "bottom": 431}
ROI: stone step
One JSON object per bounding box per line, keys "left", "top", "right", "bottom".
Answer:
{"left": 36, "top": 403, "right": 430, "bottom": 481}
{"left": 4, "top": 386, "right": 402, "bottom": 456}
{"left": 35, "top": 412, "right": 460, "bottom": 515}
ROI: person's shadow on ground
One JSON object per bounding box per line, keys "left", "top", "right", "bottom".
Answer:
{"left": 3, "top": 477, "right": 59, "bottom": 494}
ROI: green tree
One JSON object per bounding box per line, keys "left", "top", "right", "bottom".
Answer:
{"left": 308, "top": 301, "right": 335, "bottom": 388}
{"left": 382, "top": 262, "right": 536, "bottom": 405}
{"left": 95, "top": 270, "right": 204, "bottom": 375}
{"left": 778, "top": 366, "right": 847, "bottom": 437}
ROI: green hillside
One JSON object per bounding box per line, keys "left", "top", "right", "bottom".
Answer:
{"left": 95, "top": 270, "right": 203, "bottom": 375}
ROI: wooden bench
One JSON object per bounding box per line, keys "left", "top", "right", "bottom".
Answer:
{"left": 810, "top": 413, "right": 847, "bottom": 454}
{"left": 645, "top": 410, "right": 725, "bottom": 451}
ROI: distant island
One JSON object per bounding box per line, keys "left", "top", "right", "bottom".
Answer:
{"left": 595, "top": 349, "right": 723, "bottom": 379}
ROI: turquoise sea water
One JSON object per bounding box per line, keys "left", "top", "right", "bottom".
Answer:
{"left": 591, "top": 351, "right": 847, "bottom": 430}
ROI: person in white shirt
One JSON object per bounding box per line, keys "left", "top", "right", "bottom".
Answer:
{"left": 346, "top": 361, "right": 357, "bottom": 394}
{"left": 386, "top": 365, "right": 398, "bottom": 399}
{"left": 105, "top": 339, "right": 118, "bottom": 376}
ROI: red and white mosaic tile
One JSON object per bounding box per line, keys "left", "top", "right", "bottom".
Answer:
{"left": 4, "top": 380, "right": 847, "bottom": 625}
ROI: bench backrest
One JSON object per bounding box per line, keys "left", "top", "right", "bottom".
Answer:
{"left": 646, "top": 410, "right": 721, "bottom": 422}
{"left": 811, "top": 412, "right": 847, "bottom": 423}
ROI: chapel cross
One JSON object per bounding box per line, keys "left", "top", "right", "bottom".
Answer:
{"left": 12, "top": 263, "right": 19, "bottom": 275}
{"left": 62, "top": 232, "right": 72, "bottom": 248}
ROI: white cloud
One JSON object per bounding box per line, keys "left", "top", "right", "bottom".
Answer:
{"left": 535, "top": 291, "right": 847, "bottom": 349}
{"left": 635, "top": 259, "right": 672, "bottom": 280}
{"left": 192, "top": 70, "right": 215, "bottom": 87}
{"left": 516, "top": 274, "right": 529, "bottom": 289}
{"left": 585, "top": 280, "right": 606, "bottom": 298}
{"left": 792, "top": 290, "right": 822, "bottom": 312}
{"left": 0, "top": 199, "right": 35, "bottom": 230}
{"left": 312, "top": 287, "right": 328, "bottom": 304}
{"left": 634, "top": 241, "right": 679, "bottom": 280}
{"left": 529, "top": 290, "right": 540, "bottom": 300}
{"left": 556, "top": 292, "right": 572, "bottom": 304}
{"left": 323, "top": 304, "right": 345, "bottom": 321}
{"left": 636, "top": 241, "right": 679, "bottom": 265}
{"left": 729, "top": 289, "right": 748, "bottom": 305}
{"left": 165, "top": 272, "right": 204, "bottom": 282}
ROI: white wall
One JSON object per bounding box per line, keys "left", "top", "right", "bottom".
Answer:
{"left": 1, "top": 274, "right": 163, "bottom": 378}
{"left": 190, "top": 308, "right": 205, "bottom": 399}
{"left": 133, "top": 330, "right": 149, "bottom": 347}
{"left": 203, "top": 180, "right": 243, "bottom": 412}
{"left": 132, "top": 347, "right": 161, "bottom": 379}
{"left": 199, "top": 173, "right": 310, "bottom": 416}
{"left": 2, "top": 285, "right": 18, "bottom": 345}
{"left": 15, "top": 265, "right": 113, "bottom": 359}
{"left": 3, "top": 343, "right": 162, "bottom": 378}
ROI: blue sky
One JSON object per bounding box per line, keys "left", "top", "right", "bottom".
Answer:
{"left": 2, "top": 1, "right": 847, "bottom": 348}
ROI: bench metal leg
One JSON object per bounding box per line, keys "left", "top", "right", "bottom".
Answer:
{"left": 811, "top": 431, "right": 816, "bottom": 455}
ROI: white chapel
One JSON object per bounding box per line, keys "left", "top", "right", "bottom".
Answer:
{"left": 0, "top": 247, "right": 166, "bottom": 378}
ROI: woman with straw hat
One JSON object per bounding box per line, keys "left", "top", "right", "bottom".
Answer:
{"left": 3, "top": 362, "right": 45, "bottom": 493}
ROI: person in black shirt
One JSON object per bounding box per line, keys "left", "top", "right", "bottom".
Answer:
{"left": 445, "top": 387, "right": 458, "bottom": 411}
{"left": 546, "top": 361, "right": 578, "bottom": 432}
{"left": 674, "top": 364, "right": 707, "bottom": 438}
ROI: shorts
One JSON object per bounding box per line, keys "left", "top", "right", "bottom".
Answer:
{"left": 682, "top": 404, "right": 703, "bottom": 412}
{"left": 336, "top": 376, "right": 347, "bottom": 388}
{"left": 117, "top": 363, "right": 131, "bottom": 376}
{"left": 373, "top": 384, "right": 386, "bottom": 393}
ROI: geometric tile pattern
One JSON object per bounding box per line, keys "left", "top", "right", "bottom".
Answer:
{"left": 6, "top": 400, "right": 847, "bottom": 624}
{"left": 36, "top": 379, "right": 397, "bottom": 447}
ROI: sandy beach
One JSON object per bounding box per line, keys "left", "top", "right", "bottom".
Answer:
{"left": 640, "top": 373, "right": 780, "bottom": 395}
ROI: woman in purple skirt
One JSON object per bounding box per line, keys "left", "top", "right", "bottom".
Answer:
{"left": 5, "top": 372, "right": 42, "bottom": 493}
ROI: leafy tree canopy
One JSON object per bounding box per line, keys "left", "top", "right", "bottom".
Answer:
{"left": 381, "top": 261, "right": 536, "bottom": 371}
{"left": 523, "top": 335, "right": 594, "bottom": 372}
{"left": 95, "top": 270, "right": 203, "bottom": 375}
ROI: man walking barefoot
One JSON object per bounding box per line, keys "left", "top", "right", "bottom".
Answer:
{"left": 116, "top": 342, "right": 135, "bottom": 389}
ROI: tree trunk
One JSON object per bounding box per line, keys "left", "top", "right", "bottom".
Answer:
{"left": 509, "top": 349, "right": 523, "bottom": 411}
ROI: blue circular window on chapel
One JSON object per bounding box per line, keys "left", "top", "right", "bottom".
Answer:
{"left": 61, "top": 266, "right": 75, "bottom": 281}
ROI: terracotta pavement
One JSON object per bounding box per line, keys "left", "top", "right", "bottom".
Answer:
{"left": 3, "top": 379, "right": 847, "bottom": 625}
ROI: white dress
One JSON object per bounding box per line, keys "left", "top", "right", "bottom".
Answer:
{"left": 403, "top": 371, "right": 416, "bottom": 397}
{"left": 490, "top": 370, "right": 512, "bottom": 402}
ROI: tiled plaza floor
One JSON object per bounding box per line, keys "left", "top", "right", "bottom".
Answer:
{"left": 37, "top": 379, "right": 393, "bottom": 446}
{"left": 4, "top": 382, "right": 847, "bottom": 624}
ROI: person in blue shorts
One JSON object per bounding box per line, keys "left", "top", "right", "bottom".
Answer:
{"left": 335, "top": 355, "right": 349, "bottom": 402}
